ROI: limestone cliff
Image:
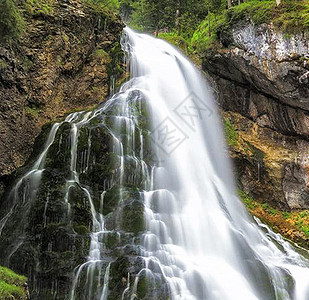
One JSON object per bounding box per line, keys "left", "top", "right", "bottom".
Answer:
{"left": 202, "top": 22, "right": 309, "bottom": 211}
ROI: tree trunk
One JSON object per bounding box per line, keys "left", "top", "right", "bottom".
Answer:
{"left": 276, "top": 0, "right": 281, "bottom": 6}
{"left": 228, "top": 0, "right": 232, "bottom": 8}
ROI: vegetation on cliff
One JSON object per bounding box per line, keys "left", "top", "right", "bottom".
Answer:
{"left": 0, "top": 0, "right": 24, "bottom": 41}
{"left": 239, "top": 191, "right": 309, "bottom": 249}
{"left": 0, "top": 266, "right": 27, "bottom": 300}
{"left": 192, "top": 0, "right": 309, "bottom": 52}
{"left": 0, "top": 0, "right": 121, "bottom": 42}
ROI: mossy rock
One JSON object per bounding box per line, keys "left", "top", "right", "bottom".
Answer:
{"left": 136, "top": 269, "right": 170, "bottom": 300}
{"left": 44, "top": 122, "right": 72, "bottom": 171}
{"left": 108, "top": 256, "right": 131, "bottom": 299}
{"left": 103, "top": 186, "right": 140, "bottom": 216}
{"left": 121, "top": 200, "right": 145, "bottom": 235}
{"left": 67, "top": 184, "right": 92, "bottom": 229}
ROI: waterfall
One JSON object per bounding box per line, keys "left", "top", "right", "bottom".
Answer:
{"left": 1, "top": 27, "right": 309, "bottom": 300}
{"left": 120, "top": 28, "right": 309, "bottom": 299}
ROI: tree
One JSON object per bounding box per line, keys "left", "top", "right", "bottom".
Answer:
{"left": 128, "top": 0, "right": 208, "bottom": 37}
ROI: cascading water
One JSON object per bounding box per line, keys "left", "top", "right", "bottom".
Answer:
{"left": 118, "top": 28, "right": 309, "bottom": 300}
{"left": 1, "top": 27, "right": 309, "bottom": 300}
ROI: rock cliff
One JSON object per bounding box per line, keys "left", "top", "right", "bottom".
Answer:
{"left": 0, "top": 0, "right": 124, "bottom": 180}
{"left": 202, "top": 22, "right": 309, "bottom": 211}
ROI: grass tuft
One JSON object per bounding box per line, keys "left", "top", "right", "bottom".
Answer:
{"left": 0, "top": 266, "right": 27, "bottom": 300}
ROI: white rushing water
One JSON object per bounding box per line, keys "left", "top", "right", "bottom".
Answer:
{"left": 119, "top": 27, "right": 309, "bottom": 300}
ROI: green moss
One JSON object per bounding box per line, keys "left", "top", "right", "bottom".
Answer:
{"left": 24, "top": 0, "right": 55, "bottom": 15}
{"left": 283, "top": 212, "right": 291, "bottom": 219}
{"left": 0, "top": 267, "right": 26, "bottom": 286}
{"left": 0, "top": 59, "right": 8, "bottom": 70}
{"left": 238, "top": 190, "right": 259, "bottom": 210}
{"left": 136, "top": 274, "right": 149, "bottom": 299}
{"left": 224, "top": 118, "right": 238, "bottom": 147}
{"left": 102, "top": 186, "right": 140, "bottom": 216}
{"left": 272, "top": 0, "right": 309, "bottom": 33}
{"left": 0, "top": 266, "right": 27, "bottom": 300}
{"left": 82, "top": 0, "right": 119, "bottom": 16}
{"left": 44, "top": 122, "right": 72, "bottom": 171}
{"left": 0, "top": 281, "right": 26, "bottom": 300}
{"left": 73, "top": 225, "right": 90, "bottom": 235}
{"left": 103, "top": 232, "right": 119, "bottom": 249}
{"left": 61, "top": 32, "right": 69, "bottom": 43}
{"left": 22, "top": 56, "right": 34, "bottom": 71}
{"left": 94, "top": 48, "right": 111, "bottom": 62}
{"left": 121, "top": 200, "right": 145, "bottom": 235}
{"left": 0, "top": 0, "right": 24, "bottom": 42}
{"left": 25, "top": 106, "right": 40, "bottom": 118}
{"left": 239, "top": 190, "right": 309, "bottom": 242}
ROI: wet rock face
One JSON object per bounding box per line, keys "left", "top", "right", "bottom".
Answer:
{"left": 0, "top": 90, "right": 169, "bottom": 299}
{"left": 0, "top": 0, "right": 124, "bottom": 178}
{"left": 202, "top": 23, "right": 309, "bottom": 209}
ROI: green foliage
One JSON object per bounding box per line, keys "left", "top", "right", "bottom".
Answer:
{"left": 223, "top": 118, "right": 238, "bottom": 147}
{"left": 191, "top": 1, "right": 275, "bottom": 51}
{"left": 225, "top": 0, "right": 274, "bottom": 25}
{"left": 158, "top": 32, "right": 190, "bottom": 54}
{"left": 126, "top": 0, "right": 208, "bottom": 36}
{"left": 0, "top": 0, "right": 24, "bottom": 42}
{"left": 191, "top": 13, "right": 225, "bottom": 50}
{"left": 129, "top": 0, "right": 155, "bottom": 31}
{"left": 0, "top": 266, "right": 27, "bottom": 300}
